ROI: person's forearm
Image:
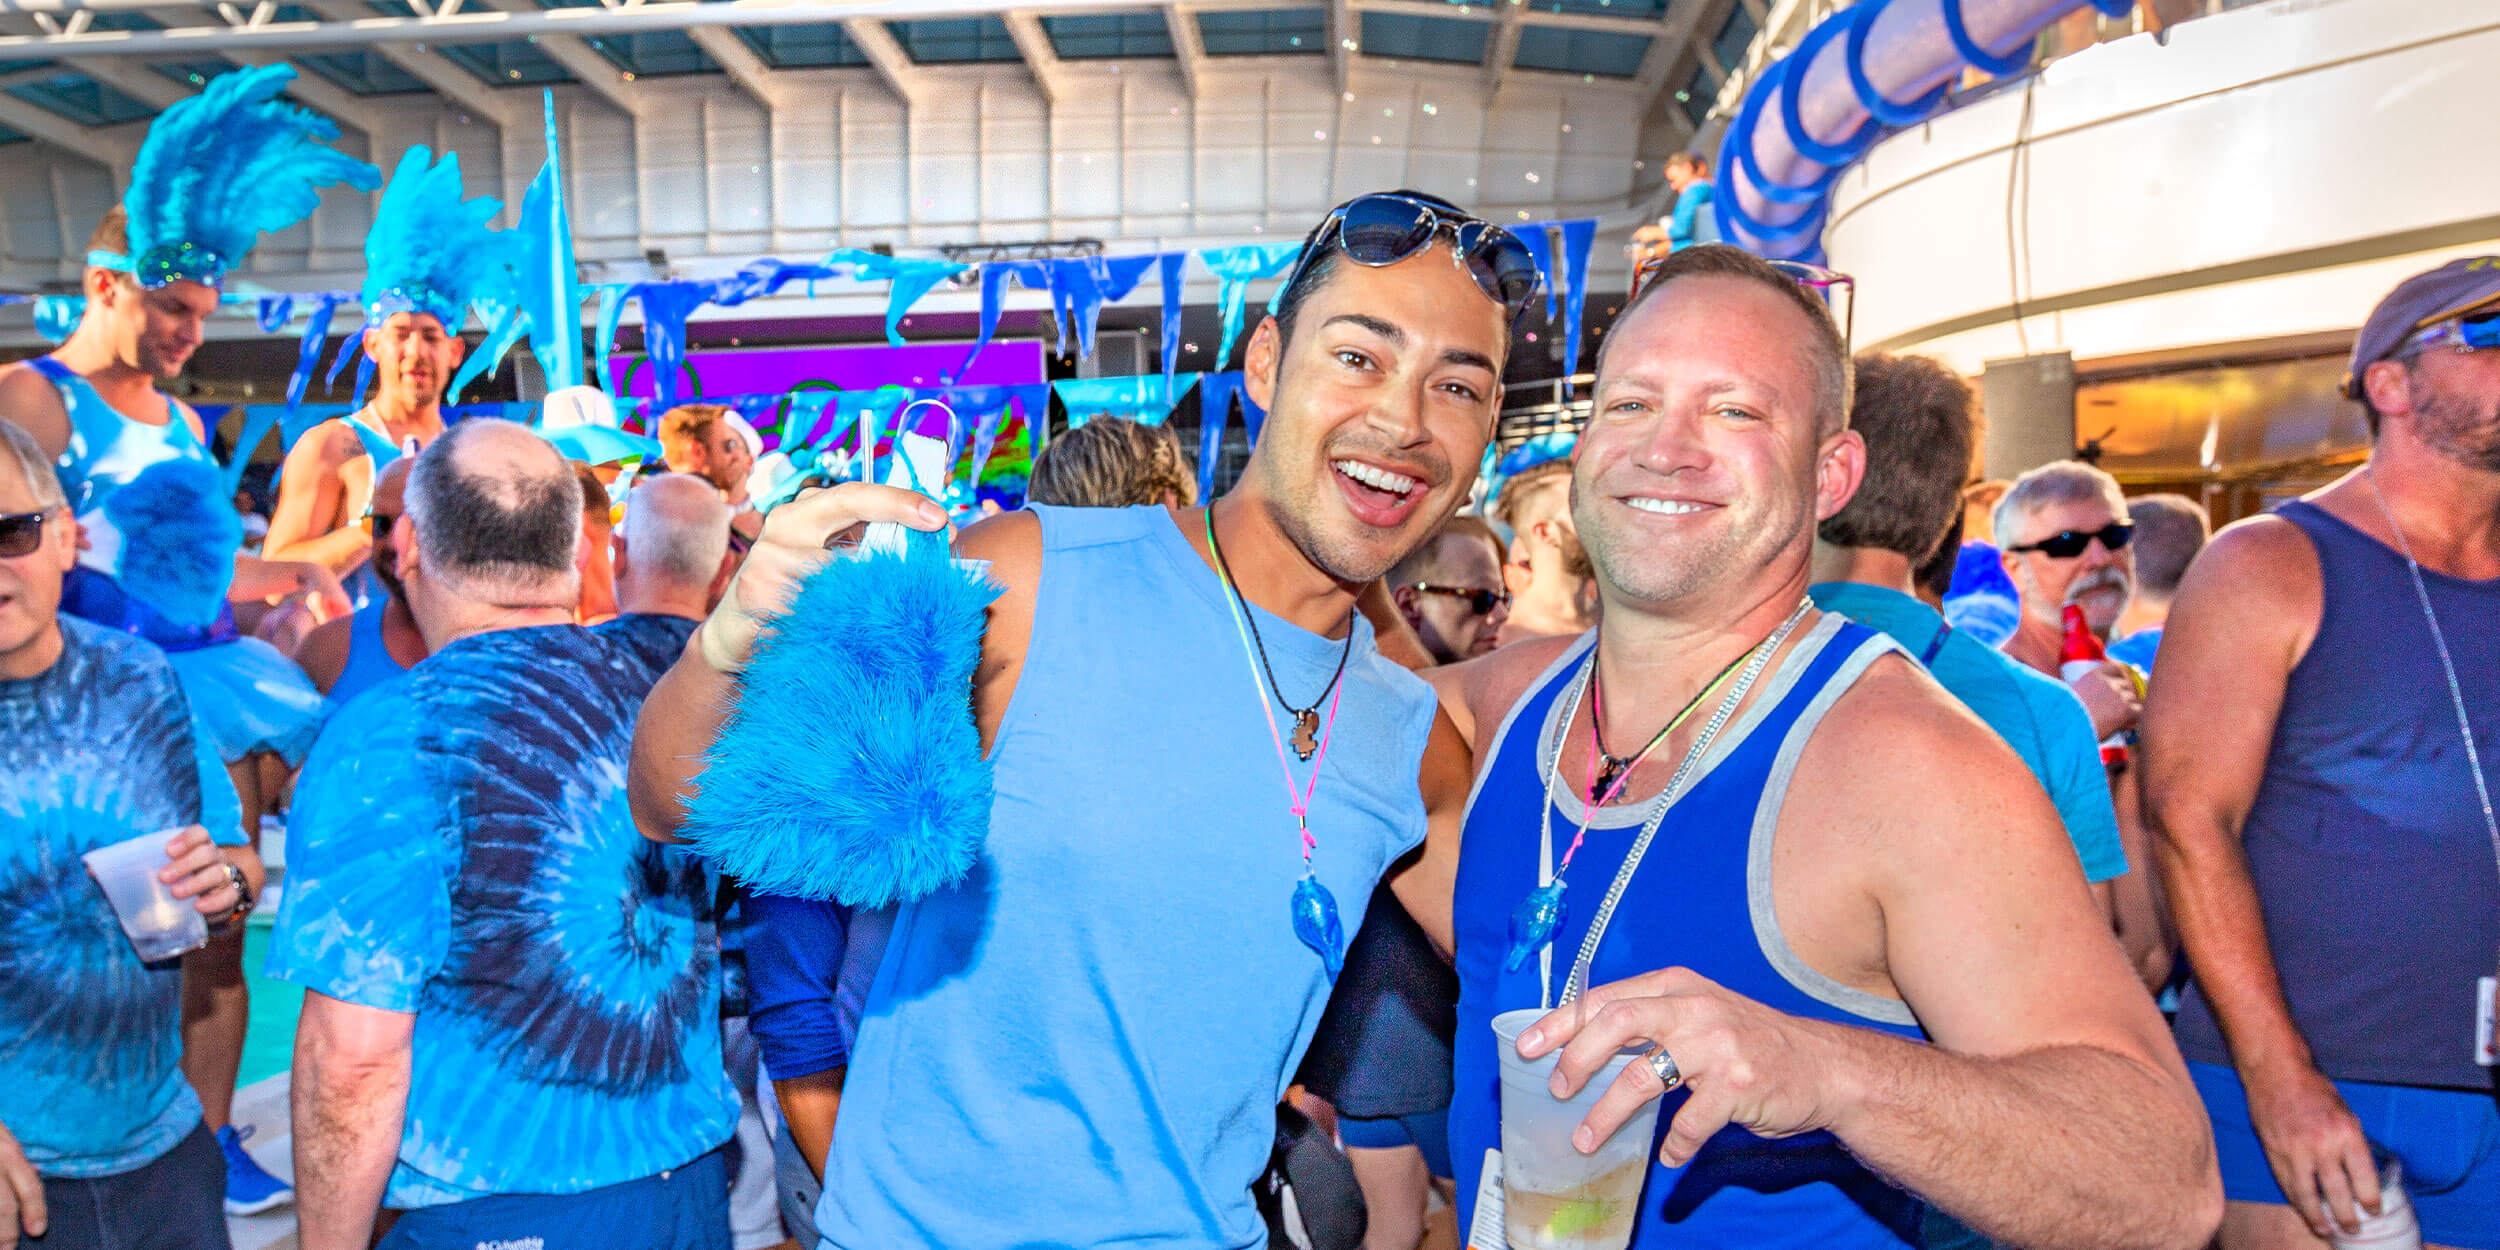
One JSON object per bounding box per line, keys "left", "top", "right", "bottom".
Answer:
{"left": 772, "top": 1068, "right": 846, "bottom": 1181}
{"left": 1824, "top": 1029, "right": 2218, "bottom": 1250}
{"left": 293, "top": 1038, "right": 409, "bottom": 1250}
{"left": 627, "top": 639, "right": 739, "bottom": 843}
{"left": 264, "top": 524, "right": 371, "bottom": 580}
{"left": 2155, "top": 814, "right": 2310, "bottom": 1077}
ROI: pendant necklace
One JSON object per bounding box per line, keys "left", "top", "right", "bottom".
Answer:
{"left": 1586, "top": 645, "right": 1752, "bottom": 804}
{"left": 1506, "top": 601, "right": 1812, "bottom": 1006}
{"left": 1205, "top": 507, "right": 1357, "bottom": 980}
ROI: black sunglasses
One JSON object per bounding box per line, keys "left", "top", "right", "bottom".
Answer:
{"left": 2008, "top": 522, "right": 2134, "bottom": 559}
{"left": 0, "top": 510, "right": 48, "bottom": 559}
{"left": 1411, "top": 582, "right": 1509, "bottom": 616}
{"left": 1290, "top": 193, "right": 1542, "bottom": 323}
{"left": 368, "top": 511, "right": 401, "bottom": 540}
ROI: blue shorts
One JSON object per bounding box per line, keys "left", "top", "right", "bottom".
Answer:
{"left": 1338, "top": 1109, "right": 1452, "bottom": 1180}
{"left": 378, "top": 1149, "right": 730, "bottom": 1250}
{"left": 2191, "top": 1061, "right": 2500, "bottom": 1248}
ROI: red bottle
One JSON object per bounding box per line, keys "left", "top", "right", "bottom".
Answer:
{"left": 2058, "top": 603, "right": 2130, "bottom": 770}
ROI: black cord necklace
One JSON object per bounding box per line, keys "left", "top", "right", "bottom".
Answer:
{"left": 1205, "top": 507, "right": 1356, "bottom": 760}
{"left": 1586, "top": 645, "right": 1755, "bottom": 803}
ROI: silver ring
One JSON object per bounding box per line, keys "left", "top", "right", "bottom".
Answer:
{"left": 1644, "top": 1046, "right": 1682, "bottom": 1091}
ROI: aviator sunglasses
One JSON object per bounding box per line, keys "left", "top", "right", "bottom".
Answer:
{"left": 0, "top": 510, "right": 48, "bottom": 559}
{"left": 1410, "top": 583, "right": 1510, "bottom": 616}
{"left": 2008, "top": 522, "right": 2134, "bottom": 559}
{"left": 1287, "top": 193, "right": 1543, "bottom": 324}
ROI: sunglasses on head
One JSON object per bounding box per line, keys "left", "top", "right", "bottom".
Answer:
{"left": 1411, "top": 583, "right": 1510, "bottom": 616}
{"left": 2009, "top": 522, "right": 2133, "bottom": 559}
{"left": 1290, "top": 193, "right": 1543, "bottom": 324}
{"left": 1629, "top": 255, "right": 1857, "bottom": 353}
{"left": 0, "top": 510, "right": 49, "bottom": 559}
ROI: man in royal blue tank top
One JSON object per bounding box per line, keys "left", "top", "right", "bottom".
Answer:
{"left": 2145, "top": 258, "right": 2500, "bottom": 1250}
{"left": 1423, "top": 245, "right": 2219, "bottom": 1250}
{"left": 632, "top": 192, "right": 1538, "bottom": 1248}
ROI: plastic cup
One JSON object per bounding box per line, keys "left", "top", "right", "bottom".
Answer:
{"left": 2329, "top": 1157, "right": 2421, "bottom": 1250}
{"left": 82, "top": 829, "right": 210, "bottom": 963}
{"left": 1493, "top": 1007, "right": 1661, "bottom": 1250}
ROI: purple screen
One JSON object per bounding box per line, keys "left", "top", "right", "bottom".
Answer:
{"left": 608, "top": 340, "right": 1046, "bottom": 399}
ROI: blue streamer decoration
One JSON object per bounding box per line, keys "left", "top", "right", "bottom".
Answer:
{"left": 1157, "top": 252, "right": 1187, "bottom": 383}
{"left": 34, "top": 297, "right": 83, "bottom": 344}
{"left": 1053, "top": 373, "right": 1199, "bottom": 428}
{"left": 517, "top": 91, "right": 583, "bottom": 391}
{"left": 1553, "top": 219, "right": 1596, "bottom": 376}
{"left": 1199, "top": 244, "right": 1301, "bottom": 369}
{"left": 821, "top": 248, "right": 968, "bottom": 348}
{"left": 285, "top": 292, "right": 348, "bottom": 409}
{"left": 256, "top": 295, "right": 293, "bottom": 334}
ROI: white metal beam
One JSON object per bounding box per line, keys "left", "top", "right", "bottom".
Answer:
{"left": 301, "top": 0, "right": 510, "bottom": 127}
{"left": 686, "top": 25, "right": 784, "bottom": 111}
{"left": 1163, "top": 2, "right": 1203, "bottom": 98}
{"left": 1634, "top": 0, "right": 1727, "bottom": 107}
{"left": 842, "top": 18, "right": 924, "bottom": 107}
{"left": 1483, "top": 0, "right": 1525, "bottom": 87}
{"left": 140, "top": 7, "right": 389, "bottom": 134}
{"left": 0, "top": 95, "right": 136, "bottom": 168}
{"left": 476, "top": 0, "right": 642, "bottom": 117}
{"left": 1329, "top": 0, "right": 1354, "bottom": 92}
{"left": 1000, "top": 10, "right": 1065, "bottom": 105}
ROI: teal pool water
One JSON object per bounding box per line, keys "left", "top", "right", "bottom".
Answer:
{"left": 238, "top": 922, "right": 302, "bottom": 1088}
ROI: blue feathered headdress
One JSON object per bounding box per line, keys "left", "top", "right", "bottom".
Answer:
{"left": 362, "top": 146, "right": 512, "bottom": 330}
{"left": 94, "top": 64, "right": 380, "bottom": 290}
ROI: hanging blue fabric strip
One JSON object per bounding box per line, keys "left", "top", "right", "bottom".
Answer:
{"left": 592, "top": 282, "right": 636, "bottom": 387}
{"left": 1196, "top": 372, "right": 1232, "bottom": 504}
{"left": 218, "top": 403, "right": 289, "bottom": 501}
{"left": 286, "top": 293, "right": 346, "bottom": 409}
{"left": 257, "top": 295, "right": 294, "bottom": 334}
{"left": 960, "top": 260, "right": 1051, "bottom": 377}
{"left": 447, "top": 303, "right": 524, "bottom": 406}
{"left": 1158, "top": 252, "right": 1186, "bottom": 383}
{"left": 33, "top": 296, "right": 84, "bottom": 343}
{"left": 1512, "top": 224, "right": 1560, "bottom": 322}
{"left": 322, "top": 306, "right": 369, "bottom": 391}
{"left": 1557, "top": 219, "right": 1596, "bottom": 376}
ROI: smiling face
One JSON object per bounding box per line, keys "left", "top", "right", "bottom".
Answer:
{"left": 364, "top": 311, "right": 467, "bottom": 409}
{"left": 1240, "top": 242, "right": 1509, "bottom": 584}
{"left": 1573, "top": 272, "right": 1862, "bottom": 615}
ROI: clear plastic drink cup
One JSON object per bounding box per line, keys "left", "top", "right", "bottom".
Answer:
{"left": 1493, "top": 1007, "right": 1662, "bottom": 1250}
{"left": 82, "top": 829, "right": 210, "bottom": 963}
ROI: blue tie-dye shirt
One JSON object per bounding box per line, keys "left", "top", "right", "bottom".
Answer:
{"left": 0, "top": 616, "right": 243, "bottom": 1179}
{"left": 267, "top": 623, "right": 734, "bottom": 1208}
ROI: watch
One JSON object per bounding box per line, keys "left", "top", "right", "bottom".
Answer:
{"left": 216, "top": 859, "right": 255, "bottom": 924}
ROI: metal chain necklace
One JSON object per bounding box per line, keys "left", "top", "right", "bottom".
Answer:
{"left": 2365, "top": 469, "right": 2500, "bottom": 883}
{"left": 1204, "top": 506, "right": 1355, "bottom": 760}
{"left": 1505, "top": 600, "right": 1812, "bottom": 1007}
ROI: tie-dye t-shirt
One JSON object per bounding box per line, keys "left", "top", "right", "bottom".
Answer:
{"left": 0, "top": 616, "right": 244, "bottom": 1179}
{"left": 267, "top": 623, "right": 734, "bottom": 1208}
{"left": 592, "top": 612, "right": 699, "bottom": 676}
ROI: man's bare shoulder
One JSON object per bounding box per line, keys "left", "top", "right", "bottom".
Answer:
{"left": 1444, "top": 632, "right": 1581, "bottom": 745}
{"left": 953, "top": 507, "right": 1041, "bottom": 583}
{"left": 1801, "top": 652, "right": 2045, "bottom": 840}
{"left": 0, "top": 362, "right": 70, "bottom": 454}
{"left": 2183, "top": 512, "right": 2320, "bottom": 607}
{"left": 288, "top": 417, "right": 367, "bottom": 469}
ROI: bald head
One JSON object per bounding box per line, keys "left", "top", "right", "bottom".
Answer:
{"left": 373, "top": 456, "right": 413, "bottom": 515}
{"left": 404, "top": 418, "right": 581, "bottom": 608}
{"left": 619, "top": 472, "right": 732, "bottom": 605}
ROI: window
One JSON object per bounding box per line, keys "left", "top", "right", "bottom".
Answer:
{"left": 6, "top": 73, "right": 157, "bottom": 126}
{"left": 735, "top": 24, "right": 871, "bottom": 68}
{"left": 1513, "top": 27, "right": 1649, "bottom": 76}
{"left": 1357, "top": 12, "right": 1491, "bottom": 64}
{"left": 299, "top": 51, "right": 434, "bottom": 95}
{"left": 1043, "top": 13, "right": 1174, "bottom": 59}
{"left": 1710, "top": 3, "right": 1760, "bottom": 73}
{"left": 1195, "top": 8, "right": 1326, "bottom": 55}
{"left": 889, "top": 17, "right": 1022, "bottom": 64}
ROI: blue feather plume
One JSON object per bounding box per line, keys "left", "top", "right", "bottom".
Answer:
{"left": 124, "top": 64, "right": 380, "bottom": 284}
{"left": 362, "top": 146, "right": 513, "bottom": 330}
{"left": 684, "top": 527, "right": 1000, "bottom": 905}
{"left": 103, "top": 459, "right": 242, "bottom": 629}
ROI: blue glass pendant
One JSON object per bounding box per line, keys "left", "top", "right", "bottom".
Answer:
{"left": 1505, "top": 880, "right": 1569, "bottom": 972}
{"left": 1292, "top": 873, "right": 1346, "bottom": 982}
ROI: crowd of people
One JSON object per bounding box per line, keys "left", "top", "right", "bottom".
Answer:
{"left": 4, "top": 61, "right": 2497, "bottom": 1250}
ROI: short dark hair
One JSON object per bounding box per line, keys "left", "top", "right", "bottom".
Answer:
{"left": 575, "top": 462, "right": 613, "bottom": 527}
{"left": 1915, "top": 509, "right": 1964, "bottom": 600}
{"left": 406, "top": 419, "right": 582, "bottom": 602}
{"left": 1668, "top": 151, "right": 1711, "bottom": 177}
{"left": 1600, "top": 243, "right": 1852, "bottom": 436}
{"left": 1818, "top": 353, "right": 1973, "bottom": 563}
{"left": 2126, "top": 493, "right": 2209, "bottom": 596}
{"left": 1387, "top": 515, "right": 1502, "bottom": 587}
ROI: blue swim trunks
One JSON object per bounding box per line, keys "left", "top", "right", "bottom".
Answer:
{"left": 2192, "top": 1060, "right": 2500, "bottom": 1249}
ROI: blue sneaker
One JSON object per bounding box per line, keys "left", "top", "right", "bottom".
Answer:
{"left": 217, "top": 1124, "right": 294, "bottom": 1216}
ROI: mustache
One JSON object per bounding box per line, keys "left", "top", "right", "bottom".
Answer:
{"left": 2065, "top": 567, "right": 2130, "bottom": 602}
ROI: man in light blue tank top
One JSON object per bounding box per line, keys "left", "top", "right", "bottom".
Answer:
{"left": 2144, "top": 258, "right": 2500, "bottom": 1250}
{"left": 632, "top": 192, "right": 1540, "bottom": 1248}
{"left": 1423, "top": 245, "right": 2218, "bottom": 1250}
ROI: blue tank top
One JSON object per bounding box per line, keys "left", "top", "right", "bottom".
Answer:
{"left": 30, "top": 357, "right": 240, "bottom": 651}
{"left": 814, "top": 504, "right": 1440, "bottom": 1250}
{"left": 2173, "top": 500, "right": 2500, "bottom": 1091}
{"left": 1451, "top": 619, "right": 1929, "bottom": 1248}
{"left": 329, "top": 600, "right": 413, "bottom": 708}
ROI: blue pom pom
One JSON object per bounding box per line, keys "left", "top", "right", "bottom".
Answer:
{"left": 103, "top": 459, "right": 242, "bottom": 628}
{"left": 683, "top": 527, "right": 1001, "bottom": 906}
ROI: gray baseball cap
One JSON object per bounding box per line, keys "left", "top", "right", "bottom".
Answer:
{"left": 2344, "top": 256, "right": 2500, "bottom": 398}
